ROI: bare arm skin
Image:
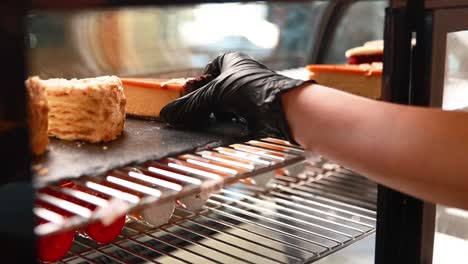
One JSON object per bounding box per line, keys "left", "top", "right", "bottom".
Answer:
{"left": 160, "top": 52, "right": 468, "bottom": 209}
{"left": 282, "top": 84, "right": 468, "bottom": 210}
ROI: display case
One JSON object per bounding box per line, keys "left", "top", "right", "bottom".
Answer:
{"left": 4, "top": 0, "right": 466, "bottom": 263}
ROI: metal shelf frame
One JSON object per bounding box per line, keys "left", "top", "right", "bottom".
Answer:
{"left": 378, "top": 1, "right": 468, "bottom": 264}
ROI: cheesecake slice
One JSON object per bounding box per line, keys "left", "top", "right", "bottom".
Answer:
{"left": 121, "top": 75, "right": 212, "bottom": 119}
{"left": 307, "top": 63, "right": 382, "bottom": 99}
{"left": 345, "top": 40, "right": 384, "bottom": 65}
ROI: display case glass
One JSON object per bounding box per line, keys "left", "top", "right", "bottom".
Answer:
{"left": 432, "top": 29, "right": 468, "bottom": 263}
{"left": 26, "top": 2, "right": 329, "bottom": 79}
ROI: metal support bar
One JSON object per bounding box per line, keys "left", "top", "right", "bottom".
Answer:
{"left": 377, "top": 2, "right": 436, "bottom": 263}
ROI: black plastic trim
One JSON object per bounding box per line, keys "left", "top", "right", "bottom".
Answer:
{"left": 376, "top": 2, "right": 436, "bottom": 264}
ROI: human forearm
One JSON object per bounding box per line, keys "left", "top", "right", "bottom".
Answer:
{"left": 282, "top": 84, "right": 468, "bottom": 209}
{"left": 159, "top": 51, "right": 468, "bottom": 209}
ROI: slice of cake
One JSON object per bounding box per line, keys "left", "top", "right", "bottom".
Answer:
{"left": 307, "top": 63, "right": 382, "bottom": 99}
{"left": 30, "top": 76, "right": 126, "bottom": 143}
{"left": 121, "top": 75, "right": 212, "bottom": 119}
{"left": 25, "top": 77, "right": 49, "bottom": 155}
{"left": 345, "top": 40, "right": 384, "bottom": 65}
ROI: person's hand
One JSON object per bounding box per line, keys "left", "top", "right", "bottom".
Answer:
{"left": 160, "top": 52, "right": 315, "bottom": 141}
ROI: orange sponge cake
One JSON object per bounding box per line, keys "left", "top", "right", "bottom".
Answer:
{"left": 121, "top": 75, "right": 212, "bottom": 119}
{"left": 121, "top": 78, "right": 185, "bottom": 119}
{"left": 307, "top": 63, "right": 382, "bottom": 99}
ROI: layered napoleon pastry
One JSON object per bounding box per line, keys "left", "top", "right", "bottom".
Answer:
{"left": 25, "top": 77, "right": 50, "bottom": 155}
{"left": 31, "top": 76, "right": 126, "bottom": 142}
{"left": 307, "top": 63, "right": 383, "bottom": 99}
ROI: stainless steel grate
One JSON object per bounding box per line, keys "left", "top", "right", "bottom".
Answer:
{"left": 54, "top": 164, "right": 377, "bottom": 264}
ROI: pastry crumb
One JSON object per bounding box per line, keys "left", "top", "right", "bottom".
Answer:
{"left": 102, "top": 146, "right": 108, "bottom": 150}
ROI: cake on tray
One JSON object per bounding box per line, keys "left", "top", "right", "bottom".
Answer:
{"left": 345, "top": 40, "right": 384, "bottom": 65}
{"left": 121, "top": 74, "right": 212, "bottom": 119}
{"left": 306, "top": 63, "right": 382, "bottom": 99}
{"left": 25, "top": 77, "right": 50, "bottom": 155}
{"left": 29, "top": 75, "right": 126, "bottom": 143}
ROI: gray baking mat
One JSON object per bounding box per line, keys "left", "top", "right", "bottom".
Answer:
{"left": 32, "top": 118, "right": 248, "bottom": 188}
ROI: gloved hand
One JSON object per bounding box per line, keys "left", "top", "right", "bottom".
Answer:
{"left": 160, "top": 52, "right": 315, "bottom": 142}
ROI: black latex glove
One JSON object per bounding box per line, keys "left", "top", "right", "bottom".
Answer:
{"left": 160, "top": 52, "right": 315, "bottom": 142}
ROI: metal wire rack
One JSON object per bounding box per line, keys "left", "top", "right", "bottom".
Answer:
{"left": 51, "top": 163, "right": 377, "bottom": 264}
